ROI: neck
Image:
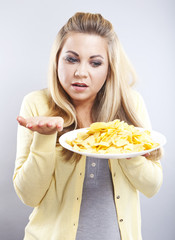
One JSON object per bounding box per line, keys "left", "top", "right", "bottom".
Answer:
{"left": 74, "top": 101, "right": 94, "bottom": 128}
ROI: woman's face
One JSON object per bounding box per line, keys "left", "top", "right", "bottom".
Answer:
{"left": 57, "top": 33, "right": 109, "bottom": 106}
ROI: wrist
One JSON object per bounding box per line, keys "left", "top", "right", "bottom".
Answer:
{"left": 30, "top": 132, "right": 57, "bottom": 152}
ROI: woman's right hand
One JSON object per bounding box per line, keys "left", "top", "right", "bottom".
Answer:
{"left": 17, "top": 116, "right": 64, "bottom": 135}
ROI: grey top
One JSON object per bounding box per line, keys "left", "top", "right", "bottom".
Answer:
{"left": 76, "top": 157, "right": 121, "bottom": 240}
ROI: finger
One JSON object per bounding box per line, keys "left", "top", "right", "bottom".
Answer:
{"left": 25, "top": 118, "right": 39, "bottom": 130}
{"left": 56, "top": 124, "right": 63, "bottom": 131}
{"left": 46, "top": 122, "right": 54, "bottom": 128}
{"left": 46, "top": 118, "right": 64, "bottom": 131}
{"left": 29, "top": 119, "right": 55, "bottom": 133}
{"left": 56, "top": 117, "right": 64, "bottom": 131}
{"left": 17, "top": 116, "right": 27, "bottom": 127}
{"left": 143, "top": 152, "right": 151, "bottom": 158}
{"left": 37, "top": 120, "right": 45, "bottom": 128}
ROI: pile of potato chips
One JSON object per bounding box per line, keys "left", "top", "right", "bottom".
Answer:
{"left": 66, "top": 119, "right": 159, "bottom": 154}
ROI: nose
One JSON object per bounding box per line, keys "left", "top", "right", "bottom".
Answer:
{"left": 74, "top": 63, "right": 88, "bottom": 78}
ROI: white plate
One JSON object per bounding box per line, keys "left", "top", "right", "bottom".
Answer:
{"left": 59, "top": 128, "right": 166, "bottom": 159}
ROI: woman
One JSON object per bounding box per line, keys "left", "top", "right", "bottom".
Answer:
{"left": 13, "top": 12, "right": 163, "bottom": 240}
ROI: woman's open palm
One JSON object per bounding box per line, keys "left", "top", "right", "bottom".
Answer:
{"left": 17, "top": 116, "right": 64, "bottom": 135}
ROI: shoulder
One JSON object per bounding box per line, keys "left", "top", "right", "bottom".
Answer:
{"left": 20, "top": 89, "right": 51, "bottom": 117}
{"left": 130, "top": 89, "right": 143, "bottom": 102}
{"left": 130, "top": 89, "right": 151, "bottom": 129}
{"left": 23, "top": 88, "right": 49, "bottom": 103}
{"left": 130, "top": 89, "right": 146, "bottom": 110}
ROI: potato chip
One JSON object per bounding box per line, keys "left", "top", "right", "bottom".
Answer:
{"left": 66, "top": 119, "right": 160, "bottom": 154}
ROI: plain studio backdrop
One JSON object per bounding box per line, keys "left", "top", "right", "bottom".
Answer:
{"left": 0, "top": 0, "right": 174, "bottom": 239}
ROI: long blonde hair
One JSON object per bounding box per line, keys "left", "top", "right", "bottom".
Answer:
{"left": 47, "top": 12, "right": 161, "bottom": 160}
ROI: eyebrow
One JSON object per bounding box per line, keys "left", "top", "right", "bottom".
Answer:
{"left": 90, "top": 55, "right": 104, "bottom": 59}
{"left": 66, "top": 51, "right": 104, "bottom": 59}
{"left": 66, "top": 50, "right": 79, "bottom": 57}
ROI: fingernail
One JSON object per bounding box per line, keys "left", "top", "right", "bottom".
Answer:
{"left": 17, "top": 116, "right": 21, "bottom": 121}
{"left": 57, "top": 125, "right": 63, "bottom": 131}
{"left": 38, "top": 122, "right": 44, "bottom": 126}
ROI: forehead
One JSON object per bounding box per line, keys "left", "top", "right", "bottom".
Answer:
{"left": 61, "top": 33, "right": 108, "bottom": 57}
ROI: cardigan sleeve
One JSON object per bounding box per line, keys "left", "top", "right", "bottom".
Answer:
{"left": 118, "top": 156, "right": 162, "bottom": 198}
{"left": 13, "top": 92, "right": 57, "bottom": 207}
{"left": 118, "top": 91, "right": 163, "bottom": 198}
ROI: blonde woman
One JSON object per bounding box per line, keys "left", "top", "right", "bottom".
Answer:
{"left": 13, "top": 12, "right": 163, "bottom": 240}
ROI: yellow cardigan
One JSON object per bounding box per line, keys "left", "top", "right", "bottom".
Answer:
{"left": 13, "top": 89, "right": 163, "bottom": 240}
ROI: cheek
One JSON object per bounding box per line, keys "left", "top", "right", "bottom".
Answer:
{"left": 58, "top": 69, "right": 65, "bottom": 85}
{"left": 58, "top": 65, "right": 68, "bottom": 85}
{"left": 58, "top": 63, "right": 75, "bottom": 85}
{"left": 93, "top": 68, "right": 108, "bottom": 88}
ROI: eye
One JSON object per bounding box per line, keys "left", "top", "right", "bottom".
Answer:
{"left": 65, "top": 56, "right": 79, "bottom": 63}
{"left": 91, "top": 61, "right": 102, "bottom": 67}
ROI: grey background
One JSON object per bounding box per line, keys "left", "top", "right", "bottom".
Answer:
{"left": 0, "top": 0, "right": 174, "bottom": 239}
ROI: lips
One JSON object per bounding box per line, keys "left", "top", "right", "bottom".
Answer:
{"left": 72, "top": 82, "right": 88, "bottom": 87}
